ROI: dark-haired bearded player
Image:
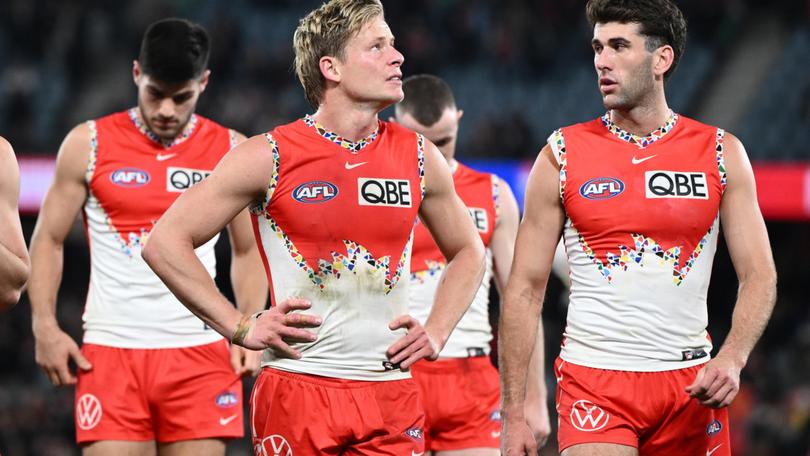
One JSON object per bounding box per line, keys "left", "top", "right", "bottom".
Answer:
{"left": 500, "top": 0, "right": 777, "bottom": 455}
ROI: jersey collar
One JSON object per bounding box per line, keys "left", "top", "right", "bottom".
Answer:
{"left": 303, "top": 114, "right": 379, "bottom": 154}
{"left": 601, "top": 110, "right": 678, "bottom": 149}
{"left": 128, "top": 108, "right": 199, "bottom": 149}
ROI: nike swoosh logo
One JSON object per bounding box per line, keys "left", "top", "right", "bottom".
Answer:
{"left": 631, "top": 155, "right": 657, "bottom": 165}
{"left": 707, "top": 444, "right": 722, "bottom": 456}
{"left": 156, "top": 153, "right": 177, "bottom": 161}
{"left": 219, "top": 414, "right": 239, "bottom": 426}
{"left": 345, "top": 161, "right": 369, "bottom": 170}
{"left": 412, "top": 452, "right": 424, "bottom": 456}
{"left": 491, "top": 430, "right": 501, "bottom": 438}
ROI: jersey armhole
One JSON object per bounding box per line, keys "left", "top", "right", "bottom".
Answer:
{"left": 416, "top": 133, "right": 426, "bottom": 200}
{"left": 547, "top": 129, "right": 567, "bottom": 201}
{"left": 228, "top": 129, "right": 239, "bottom": 151}
{"left": 249, "top": 133, "right": 280, "bottom": 216}
{"left": 715, "top": 128, "right": 727, "bottom": 194}
{"left": 85, "top": 120, "right": 98, "bottom": 186}
{"left": 491, "top": 174, "right": 501, "bottom": 225}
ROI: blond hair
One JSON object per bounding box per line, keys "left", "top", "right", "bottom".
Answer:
{"left": 294, "top": 0, "right": 384, "bottom": 108}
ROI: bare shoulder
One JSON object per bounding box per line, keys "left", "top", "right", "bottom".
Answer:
{"left": 720, "top": 132, "right": 755, "bottom": 186}
{"left": 0, "top": 137, "right": 19, "bottom": 190}
{"left": 0, "top": 136, "right": 16, "bottom": 169}
{"left": 56, "top": 123, "right": 95, "bottom": 169}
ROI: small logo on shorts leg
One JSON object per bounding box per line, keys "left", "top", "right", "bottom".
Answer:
{"left": 706, "top": 419, "right": 722, "bottom": 436}
{"left": 570, "top": 399, "right": 609, "bottom": 432}
{"left": 404, "top": 426, "right": 424, "bottom": 441}
{"left": 256, "top": 435, "right": 293, "bottom": 456}
{"left": 216, "top": 391, "right": 239, "bottom": 408}
{"left": 76, "top": 394, "right": 103, "bottom": 430}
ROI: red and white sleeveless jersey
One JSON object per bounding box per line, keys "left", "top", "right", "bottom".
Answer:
{"left": 409, "top": 162, "right": 499, "bottom": 357}
{"left": 251, "top": 115, "right": 424, "bottom": 381}
{"left": 550, "top": 112, "right": 726, "bottom": 371}
{"left": 83, "top": 109, "right": 236, "bottom": 348}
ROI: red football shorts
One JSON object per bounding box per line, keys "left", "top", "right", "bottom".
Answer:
{"left": 555, "top": 357, "right": 731, "bottom": 455}
{"left": 411, "top": 356, "right": 501, "bottom": 451}
{"left": 75, "top": 340, "right": 244, "bottom": 444}
{"left": 250, "top": 367, "right": 425, "bottom": 455}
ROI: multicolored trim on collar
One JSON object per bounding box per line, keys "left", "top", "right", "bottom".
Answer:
{"left": 303, "top": 114, "right": 379, "bottom": 154}
{"left": 127, "top": 108, "right": 198, "bottom": 149}
{"left": 601, "top": 110, "right": 678, "bottom": 149}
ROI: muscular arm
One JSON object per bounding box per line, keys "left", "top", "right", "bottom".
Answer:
{"left": 0, "top": 138, "right": 29, "bottom": 309}
{"left": 142, "top": 135, "right": 319, "bottom": 354}
{"left": 499, "top": 146, "right": 565, "bottom": 454}
{"left": 29, "top": 124, "right": 94, "bottom": 384}
{"left": 224, "top": 132, "right": 269, "bottom": 375}
{"left": 225, "top": 132, "right": 268, "bottom": 317}
{"left": 419, "top": 142, "right": 486, "bottom": 347}
{"left": 386, "top": 141, "right": 485, "bottom": 368}
{"left": 686, "top": 133, "right": 777, "bottom": 407}
{"left": 491, "top": 178, "right": 551, "bottom": 446}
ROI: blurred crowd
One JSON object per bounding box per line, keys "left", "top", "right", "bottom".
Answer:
{"left": 1, "top": 1, "right": 809, "bottom": 455}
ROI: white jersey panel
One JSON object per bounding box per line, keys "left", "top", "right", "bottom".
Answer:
{"left": 82, "top": 192, "right": 222, "bottom": 348}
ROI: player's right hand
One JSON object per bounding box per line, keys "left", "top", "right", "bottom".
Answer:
{"left": 34, "top": 325, "right": 92, "bottom": 386}
{"left": 240, "top": 298, "right": 321, "bottom": 358}
{"left": 501, "top": 417, "right": 539, "bottom": 455}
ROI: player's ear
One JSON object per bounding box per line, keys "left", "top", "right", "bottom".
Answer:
{"left": 457, "top": 109, "right": 464, "bottom": 121}
{"left": 320, "top": 56, "right": 341, "bottom": 83}
{"left": 198, "top": 69, "right": 211, "bottom": 93}
{"left": 132, "top": 60, "right": 141, "bottom": 85}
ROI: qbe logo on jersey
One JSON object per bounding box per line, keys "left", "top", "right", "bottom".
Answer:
{"left": 167, "top": 167, "right": 212, "bottom": 192}
{"left": 468, "top": 207, "right": 489, "bottom": 232}
{"left": 358, "top": 178, "right": 412, "bottom": 207}
{"left": 645, "top": 171, "right": 708, "bottom": 199}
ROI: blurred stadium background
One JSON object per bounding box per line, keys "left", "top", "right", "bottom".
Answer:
{"left": 2, "top": 0, "right": 809, "bottom": 455}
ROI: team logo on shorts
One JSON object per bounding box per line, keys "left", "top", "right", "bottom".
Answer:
{"left": 570, "top": 399, "right": 609, "bottom": 432}
{"left": 706, "top": 419, "right": 723, "bottom": 436}
{"left": 292, "top": 181, "right": 339, "bottom": 203}
{"left": 76, "top": 393, "right": 103, "bottom": 430}
{"left": 256, "top": 434, "right": 293, "bottom": 456}
{"left": 579, "top": 177, "right": 624, "bottom": 200}
{"left": 110, "top": 168, "right": 150, "bottom": 187}
{"left": 215, "top": 391, "right": 238, "bottom": 408}
{"left": 404, "top": 426, "right": 424, "bottom": 441}
{"left": 490, "top": 409, "right": 501, "bottom": 421}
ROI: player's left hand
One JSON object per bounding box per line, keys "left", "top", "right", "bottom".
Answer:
{"left": 229, "top": 343, "right": 262, "bottom": 377}
{"left": 385, "top": 315, "right": 440, "bottom": 370}
{"left": 685, "top": 354, "right": 742, "bottom": 408}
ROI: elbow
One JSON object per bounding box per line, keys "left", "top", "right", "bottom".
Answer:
{"left": 141, "top": 236, "right": 163, "bottom": 271}
{"left": 0, "top": 290, "right": 22, "bottom": 311}
{"left": 1, "top": 260, "right": 29, "bottom": 311}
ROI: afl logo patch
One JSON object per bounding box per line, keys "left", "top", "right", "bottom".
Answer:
{"left": 579, "top": 177, "right": 624, "bottom": 200}
{"left": 110, "top": 168, "right": 150, "bottom": 187}
{"left": 706, "top": 419, "right": 722, "bottom": 436}
{"left": 292, "top": 181, "right": 338, "bottom": 203}
{"left": 215, "top": 391, "right": 239, "bottom": 408}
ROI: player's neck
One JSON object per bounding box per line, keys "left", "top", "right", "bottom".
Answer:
{"left": 311, "top": 100, "right": 381, "bottom": 143}
{"left": 609, "top": 94, "right": 671, "bottom": 137}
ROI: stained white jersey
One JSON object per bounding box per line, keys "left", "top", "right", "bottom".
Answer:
{"left": 552, "top": 113, "right": 725, "bottom": 371}
{"left": 253, "top": 117, "right": 424, "bottom": 381}
{"left": 81, "top": 110, "right": 235, "bottom": 348}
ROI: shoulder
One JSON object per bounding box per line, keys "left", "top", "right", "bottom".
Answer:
{"left": 0, "top": 137, "right": 17, "bottom": 180}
